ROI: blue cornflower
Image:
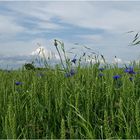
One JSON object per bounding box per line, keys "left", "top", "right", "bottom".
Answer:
{"left": 129, "top": 71, "right": 136, "bottom": 74}
{"left": 124, "top": 67, "right": 136, "bottom": 74}
{"left": 98, "top": 73, "right": 104, "bottom": 77}
{"left": 71, "top": 55, "right": 77, "bottom": 64}
{"left": 129, "top": 77, "right": 133, "bottom": 82}
{"left": 113, "top": 75, "right": 122, "bottom": 88}
{"left": 65, "top": 69, "right": 76, "bottom": 78}
{"left": 71, "top": 58, "right": 77, "bottom": 64}
{"left": 70, "top": 69, "right": 75, "bottom": 76}
{"left": 113, "top": 75, "right": 121, "bottom": 80}
{"left": 15, "top": 82, "right": 22, "bottom": 86}
{"left": 128, "top": 68, "right": 136, "bottom": 74}
{"left": 124, "top": 68, "right": 129, "bottom": 73}
{"left": 99, "top": 67, "right": 104, "bottom": 71}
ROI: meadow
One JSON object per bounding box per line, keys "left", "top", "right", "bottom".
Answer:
{"left": 0, "top": 39, "right": 140, "bottom": 139}
{"left": 0, "top": 62, "right": 140, "bottom": 139}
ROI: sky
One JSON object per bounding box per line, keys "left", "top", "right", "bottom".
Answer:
{"left": 0, "top": 1, "right": 140, "bottom": 69}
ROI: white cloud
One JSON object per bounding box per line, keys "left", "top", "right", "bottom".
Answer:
{"left": 3, "top": 1, "right": 140, "bottom": 33}
{"left": 37, "top": 21, "right": 63, "bottom": 30}
{"left": 4, "top": 1, "right": 140, "bottom": 33}
{"left": 35, "top": 1, "right": 139, "bottom": 34}
{"left": 4, "top": 2, "right": 63, "bottom": 30}
{"left": 0, "top": 15, "right": 25, "bottom": 35}
{"left": 77, "top": 34, "right": 103, "bottom": 43}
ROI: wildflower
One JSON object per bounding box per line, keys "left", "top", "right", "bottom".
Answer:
{"left": 65, "top": 69, "right": 76, "bottom": 78}
{"left": 113, "top": 75, "right": 121, "bottom": 80}
{"left": 98, "top": 73, "right": 104, "bottom": 77}
{"left": 15, "top": 81, "right": 22, "bottom": 86}
{"left": 128, "top": 68, "right": 136, "bottom": 74}
{"left": 71, "top": 55, "right": 77, "bottom": 64}
{"left": 99, "top": 67, "right": 104, "bottom": 71}
{"left": 124, "top": 67, "right": 136, "bottom": 74}
{"left": 124, "top": 68, "right": 129, "bottom": 73}
{"left": 113, "top": 75, "right": 122, "bottom": 88}
{"left": 129, "top": 77, "right": 133, "bottom": 82}
{"left": 71, "top": 58, "right": 77, "bottom": 64}
{"left": 70, "top": 69, "right": 76, "bottom": 76}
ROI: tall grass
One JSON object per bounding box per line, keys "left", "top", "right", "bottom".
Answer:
{"left": 0, "top": 64, "right": 140, "bottom": 139}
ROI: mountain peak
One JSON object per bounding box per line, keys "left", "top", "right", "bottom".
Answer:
{"left": 31, "top": 45, "right": 58, "bottom": 60}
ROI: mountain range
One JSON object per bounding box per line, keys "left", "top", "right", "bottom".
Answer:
{"left": 0, "top": 46, "right": 60, "bottom": 70}
{"left": 0, "top": 46, "right": 130, "bottom": 70}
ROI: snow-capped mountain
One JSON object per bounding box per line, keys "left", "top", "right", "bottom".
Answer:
{"left": 0, "top": 45, "right": 61, "bottom": 70}
{"left": 31, "top": 46, "right": 58, "bottom": 60}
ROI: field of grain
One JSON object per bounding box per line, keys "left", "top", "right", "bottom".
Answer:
{"left": 0, "top": 63, "right": 140, "bottom": 139}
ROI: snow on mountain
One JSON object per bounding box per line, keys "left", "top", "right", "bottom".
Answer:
{"left": 31, "top": 45, "right": 59, "bottom": 60}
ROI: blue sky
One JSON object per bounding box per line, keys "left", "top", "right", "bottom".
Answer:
{"left": 0, "top": 1, "right": 140, "bottom": 68}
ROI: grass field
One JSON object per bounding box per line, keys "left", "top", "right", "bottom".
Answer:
{"left": 0, "top": 63, "right": 140, "bottom": 139}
